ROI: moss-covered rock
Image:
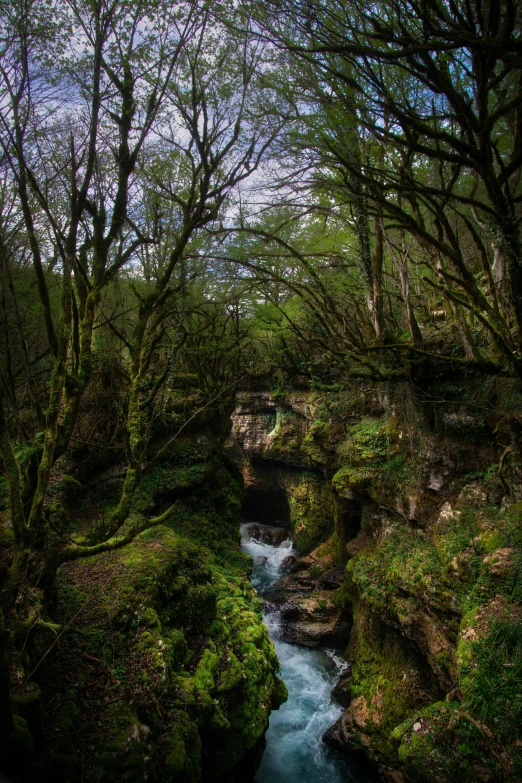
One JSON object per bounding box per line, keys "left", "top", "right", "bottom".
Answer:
{"left": 283, "top": 470, "right": 335, "bottom": 552}
{"left": 325, "top": 598, "right": 442, "bottom": 765}
{"left": 166, "top": 713, "right": 202, "bottom": 782}
{"left": 8, "top": 438, "right": 285, "bottom": 783}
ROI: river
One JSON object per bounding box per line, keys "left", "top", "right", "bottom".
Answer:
{"left": 240, "top": 523, "right": 377, "bottom": 783}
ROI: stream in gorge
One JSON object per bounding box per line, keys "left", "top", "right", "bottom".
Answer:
{"left": 240, "top": 522, "right": 377, "bottom": 783}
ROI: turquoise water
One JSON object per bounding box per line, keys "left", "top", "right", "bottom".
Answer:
{"left": 240, "top": 524, "right": 377, "bottom": 783}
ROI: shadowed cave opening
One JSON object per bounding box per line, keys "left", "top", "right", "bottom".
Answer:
{"left": 242, "top": 481, "right": 290, "bottom": 525}
{"left": 241, "top": 461, "right": 291, "bottom": 526}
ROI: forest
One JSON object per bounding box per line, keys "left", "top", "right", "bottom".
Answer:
{"left": 1, "top": 1, "right": 522, "bottom": 781}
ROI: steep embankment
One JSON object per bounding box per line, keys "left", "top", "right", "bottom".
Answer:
{"left": 228, "top": 377, "right": 522, "bottom": 782}
{"left": 2, "top": 428, "right": 286, "bottom": 783}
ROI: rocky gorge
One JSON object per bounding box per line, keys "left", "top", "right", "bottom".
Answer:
{"left": 227, "top": 375, "right": 522, "bottom": 782}
{"left": 2, "top": 371, "right": 522, "bottom": 783}
{"left": 3, "top": 2, "right": 522, "bottom": 781}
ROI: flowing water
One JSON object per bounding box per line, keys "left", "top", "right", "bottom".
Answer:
{"left": 240, "top": 523, "right": 377, "bottom": 783}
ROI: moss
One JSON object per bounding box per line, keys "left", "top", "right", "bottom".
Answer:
{"left": 46, "top": 499, "right": 71, "bottom": 534}
{"left": 302, "top": 418, "right": 331, "bottom": 466}
{"left": 348, "top": 521, "right": 448, "bottom": 613}
{"left": 379, "top": 493, "right": 522, "bottom": 781}
{"left": 333, "top": 465, "right": 377, "bottom": 493}
{"left": 27, "top": 442, "right": 285, "bottom": 783}
{"left": 91, "top": 711, "right": 155, "bottom": 782}
{"left": 482, "top": 530, "right": 503, "bottom": 554}
{"left": 166, "top": 714, "right": 202, "bottom": 782}
{"left": 0, "top": 512, "right": 14, "bottom": 546}
{"left": 284, "top": 471, "right": 335, "bottom": 551}
{"left": 174, "top": 570, "right": 288, "bottom": 779}
{"left": 340, "top": 601, "right": 439, "bottom": 763}
{"left": 333, "top": 417, "right": 420, "bottom": 509}
{"left": 338, "top": 416, "right": 399, "bottom": 466}
{"left": 392, "top": 701, "right": 498, "bottom": 782}
{"left": 332, "top": 576, "right": 354, "bottom": 612}
{"left": 135, "top": 442, "right": 212, "bottom": 513}
{"left": 12, "top": 715, "right": 34, "bottom": 750}
{"left": 459, "top": 614, "right": 522, "bottom": 745}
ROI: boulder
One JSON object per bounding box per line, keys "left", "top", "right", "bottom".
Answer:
{"left": 280, "top": 554, "right": 299, "bottom": 571}
{"left": 277, "top": 590, "right": 351, "bottom": 647}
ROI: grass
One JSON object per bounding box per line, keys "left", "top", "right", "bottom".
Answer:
{"left": 349, "top": 521, "right": 446, "bottom": 611}
{"left": 461, "top": 618, "right": 522, "bottom": 743}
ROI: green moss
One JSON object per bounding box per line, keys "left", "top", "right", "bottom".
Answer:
{"left": 333, "top": 417, "right": 419, "bottom": 507}
{"left": 460, "top": 617, "right": 522, "bottom": 744}
{"left": 338, "top": 416, "right": 399, "bottom": 466}
{"left": 35, "top": 443, "right": 285, "bottom": 783}
{"left": 12, "top": 715, "right": 34, "bottom": 750}
{"left": 392, "top": 701, "right": 498, "bottom": 782}
{"left": 397, "top": 742, "right": 411, "bottom": 762}
{"left": 302, "top": 418, "right": 330, "bottom": 466}
{"left": 166, "top": 714, "right": 202, "bottom": 782}
{"left": 135, "top": 442, "right": 211, "bottom": 513}
{"left": 332, "top": 465, "right": 377, "bottom": 493}
{"left": 343, "top": 599, "right": 441, "bottom": 766}
{"left": 284, "top": 471, "right": 335, "bottom": 551}
{"left": 349, "top": 521, "right": 447, "bottom": 613}
{"left": 435, "top": 508, "right": 484, "bottom": 566}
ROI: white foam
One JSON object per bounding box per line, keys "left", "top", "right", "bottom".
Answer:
{"left": 241, "top": 523, "right": 369, "bottom": 783}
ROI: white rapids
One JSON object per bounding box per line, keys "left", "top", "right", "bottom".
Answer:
{"left": 240, "top": 523, "right": 377, "bottom": 783}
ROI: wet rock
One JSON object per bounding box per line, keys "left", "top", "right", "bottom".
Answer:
{"left": 259, "top": 528, "right": 273, "bottom": 545}
{"left": 320, "top": 565, "right": 346, "bottom": 590}
{"left": 322, "top": 720, "right": 346, "bottom": 753}
{"left": 295, "top": 576, "right": 315, "bottom": 590}
{"left": 244, "top": 523, "right": 261, "bottom": 541}
{"left": 332, "top": 670, "right": 352, "bottom": 707}
{"left": 322, "top": 709, "right": 373, "bottom": 760}
{"left": 290, "top": 555, "right": 314, "bottom": 572}
{"left": 259, "top": 527, "right": 275, "bottom": 545}
{"left": 243, "top": 523, "right": 290, "bottom": 547}
{"left": 279, "top": 604, "right": 301, "bottom": 620}
{"left": 274, "top": 573, "right": 315, "bottom": 594}
{"left": 271, "top": 528, "right": 290, "bottom": 547}
{"left": 277, "top": 591, "right": 351, "bottom": 647}
{"left": 280, "top": 554, "right": 298, "bottom": 571}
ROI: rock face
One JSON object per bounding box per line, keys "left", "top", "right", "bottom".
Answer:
{"left": 276, "top": 591, "right": 350, "bottom": 646}
{"left": 231, "top": 389, "right": 323, "bottom": 467}
{"left": 229, "top": 376, "right": 522, "bottom": 783}
{"left": 266, "top": 542, "right": 352, "bottom": 647}
{"left": 228, "top": 387, "right": 361, "bottom": 552}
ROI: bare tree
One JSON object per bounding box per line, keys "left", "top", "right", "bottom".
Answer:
{"left": 0, "top": 3, "right": 281, "bottom": 737}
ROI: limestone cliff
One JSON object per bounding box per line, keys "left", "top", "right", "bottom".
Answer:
{"left": 228, "top": 376, "right": 522, "bottom": 782}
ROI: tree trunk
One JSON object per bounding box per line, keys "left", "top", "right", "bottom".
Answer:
{"left": 398, "top": 261, "right": 423, "bottom": 346}
{"left": 371, "top": 214, "right": 386, "bottom": 344}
